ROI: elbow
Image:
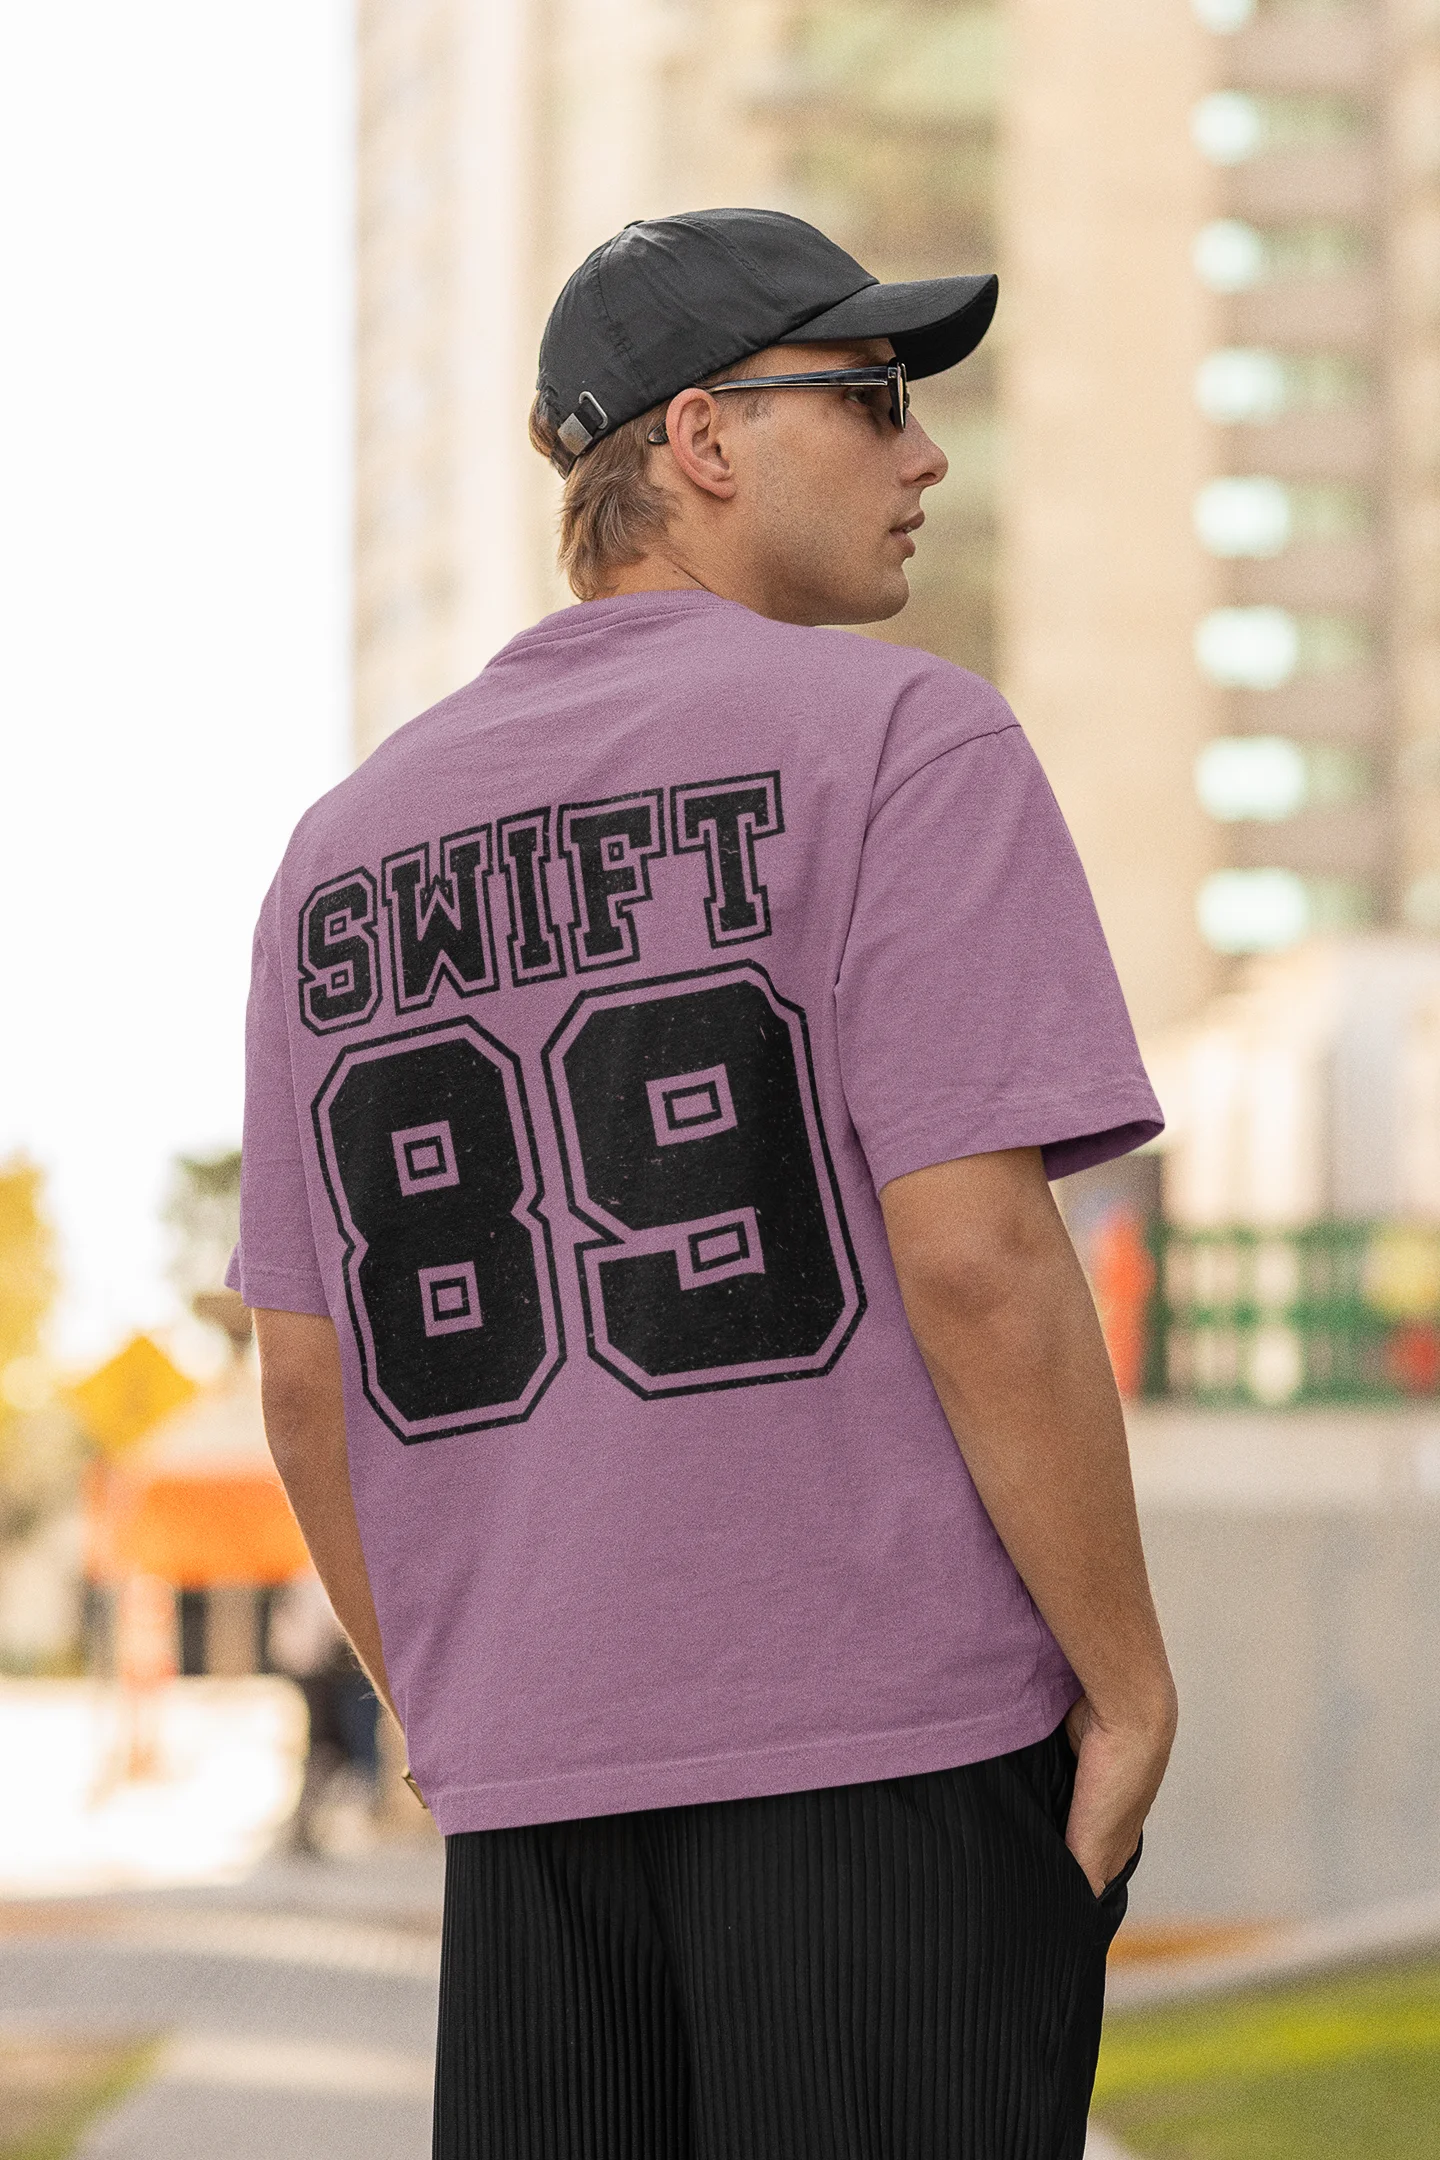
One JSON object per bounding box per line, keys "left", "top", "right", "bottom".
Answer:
{"left": 895, "top": 1230, "right": 1041, "bottom": 1329}
{"left": 259, "top": 1371, "right": 332, "bottom": 1471}
{"left": 255, "top": 1311, "right": 343, "bottom": 1468}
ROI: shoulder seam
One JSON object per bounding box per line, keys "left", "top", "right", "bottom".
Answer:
{"left": 869, "top": 720, "right": 1021, "bottom": 821}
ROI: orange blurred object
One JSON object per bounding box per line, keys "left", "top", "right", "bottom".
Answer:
{"left": 87, "top": 1460, "right": 309, "bottom": 1589}
{"left": 83, "top": 1357, "right": 309, "bottom": 1591}
{"left": 1385, "top": 1320, "right": 1440, "bottom": 1397}
{"left": 1089, "top": 1206, "right": 1156, "bottom": 1400}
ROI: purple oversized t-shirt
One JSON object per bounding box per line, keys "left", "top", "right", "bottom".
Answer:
{"left": 229, "top": 589, "right": 1162, "bottom": 1834}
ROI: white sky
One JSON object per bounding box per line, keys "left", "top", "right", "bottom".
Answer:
{"left": 0, "top": 2, "right": 353, "bottom": 1365}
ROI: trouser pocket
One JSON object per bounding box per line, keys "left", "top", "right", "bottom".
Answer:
{"left": 1095, "top": 1834, "right": 1142, "bottom": 1950}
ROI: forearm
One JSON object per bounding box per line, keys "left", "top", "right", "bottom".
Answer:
{"left": 881, "top": 1156, "right": 1174, "bottom": 1729}
{"left": 254, "top": 1309, "right": 396, "bottom": 1722}
{"left": 883, "top": 1149, "right": 1175, "bottom": 1888}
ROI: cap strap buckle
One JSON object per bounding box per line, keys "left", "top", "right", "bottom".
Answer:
{"left": 556, "top": 390, "right": 609, "bottom": 459}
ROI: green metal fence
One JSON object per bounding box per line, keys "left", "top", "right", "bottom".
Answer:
{"left": 1150, "top": 1223, "right": 1440, "bottom": 1407}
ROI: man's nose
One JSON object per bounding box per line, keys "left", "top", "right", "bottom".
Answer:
{"left": 902, "top": 419, "right": 948, "bottom": 489}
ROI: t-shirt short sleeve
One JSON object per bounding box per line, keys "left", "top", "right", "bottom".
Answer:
{"left": 224, "top": 890, "right": 329, "bottom": 1316}
{"left": 835, "top": 699, "right": 1163, "bottom": 1192}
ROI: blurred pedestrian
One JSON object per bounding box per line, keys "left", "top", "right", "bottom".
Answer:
{"left": 234, "top": 208, "right": 1176, "bottom": 2157}
{"left": 267, "top": 1570, "right": 380, "bottom": 1853}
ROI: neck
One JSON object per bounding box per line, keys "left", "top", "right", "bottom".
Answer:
{"left": 592, "top": 538, "right": 797, "bottom": 621}
{"left": 592, "top": 553, "right": 709, "bottom": 601}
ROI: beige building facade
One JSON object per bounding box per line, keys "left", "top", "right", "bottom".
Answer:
{"left": 355, "top": 0, "right": 1440, "bottom": 1042}
{"left": 1004, "top": 0, "right": 1440, "bottom": 1038}
{"left": 1001, "top": 0, "right": 1222, "bottom": 1038}
{"left": 352, "top": 0, "right": 1006, "bottom": 758}
{"left": 353, "top": 0, "right": 788, "bottom": 758}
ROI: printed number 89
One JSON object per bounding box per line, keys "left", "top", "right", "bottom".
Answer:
{"left": 314, "top": 967, "right": 864, "bottom": 1439}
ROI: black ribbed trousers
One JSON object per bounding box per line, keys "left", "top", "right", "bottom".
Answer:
{"left": 433, "top": 1722, "right": 1133, "bottom": 2160}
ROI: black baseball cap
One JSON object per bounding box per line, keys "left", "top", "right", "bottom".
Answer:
{"left": 536, "top": 207, "right": 998, "bottom": 471}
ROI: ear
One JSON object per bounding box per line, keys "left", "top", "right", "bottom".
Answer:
{"left": 662, "top": 387, "right": 738, "bottom": 501}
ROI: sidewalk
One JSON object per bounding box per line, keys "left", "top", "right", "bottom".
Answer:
{"left": 8, "top": 1836, "right": 1145, "bottom": 2159}
{"left": 1106, "top": 1884, "right": 1440, "bottom": 2013}
{"left": 0, "top": 1841, "right": 444, "bottom": 2160}
{"left": 16, "top": 1824, "right": 1287, "bottom": 2159}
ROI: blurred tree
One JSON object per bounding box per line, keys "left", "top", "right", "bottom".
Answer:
{"left": 0, "top": 1156, "right": 78, "bottom": 1570}
{"left": 0, "top": 1154, "right": 58, "bottom": 1388}
{"left": 163, "top": 1149, "right": 242, "bottom": 1308}
{"left": 163, "top": 1148, "right": 252, "bottom": 1351}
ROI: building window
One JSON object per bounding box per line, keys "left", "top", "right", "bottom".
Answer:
{"left": 1193, "top": 0, "right": 1369, "bottom": 23}
{"left": 1194, "top": 219, "right": 1267, "bottom": 291}
{"left": 1191, "top": 0, "right": 1255, "bottom": 30}
{"left": 1195, "top": 607, "right": 1371, "bottom": 690}
{"left": 1194, "top": 476, "right": 1370, "bottom": 556}
{"left": 1195, "top": 348, "right": 1372, "bottom": 423}
{"left": 1196, "top": 735, "right": 1371, "bottom": 820}
{"left": 1195, "top": 477, "right": 1292, "bottom": 557}
{"left": 1191, "top": 92, "right": 1368, "bottom": 167}
{"left": 1190, "top": 0, "right": 1366, "bottom": 27}
{"left": 1403, "top": 875, "right": 1440, "bottom": 933}
{"left": 1197, "top": 869, "right": 1374, "bottom": 954}
{"left": 1192, "top": 219, "right": 1370, "bottom": 293}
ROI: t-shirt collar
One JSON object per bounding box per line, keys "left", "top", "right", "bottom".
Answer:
{"left": 496, "top": 586, "right": 747, "bottom": 655}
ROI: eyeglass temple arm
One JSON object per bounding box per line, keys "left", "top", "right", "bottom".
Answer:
{"left": 645, "top": 365, "right": 906, "bottom": 442}
{"left": 708, "top": 368, "right": 899, "bottom": 393}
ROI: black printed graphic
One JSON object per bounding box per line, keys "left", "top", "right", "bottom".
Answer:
{"left": 299, "top": 871, "right": 382, "bottom": 1036}
{"left": 313, "top": 1022, "right": 563, "bottom": 1440}
{"left": 381, "top": 827, "right": 498, "bottom": 1011}
{"left": 497, "top": 810, "right": 566, "bottom": 986}
{"left": 544, "top": 965, "right": 864, "bottom": 1397}
{"left": 558, "top": 793, "right": 665, "bottom": 972}
{"left": 671, "top": 773, "right": 783, "bottom": 946}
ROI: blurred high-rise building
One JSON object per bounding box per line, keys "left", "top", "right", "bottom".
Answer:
{"left": 771, "top": 3, "right": 1003, "bottom": 679}
{"left": 1005, "top": 0, "right": 1440, "bottom": 1035}
{"left": 356, "top": 0, "right": 1439, "bottom": 1042}
{"left": 354, "top": 0, "right": 788, "bottom": 755}
{"left": 353, "top": 0, "right": 1002, "bottom": 756}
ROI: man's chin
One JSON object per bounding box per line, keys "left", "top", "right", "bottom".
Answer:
{"left": 807, "top": 557, "right": 906, "bottom": 626}
{"left": 780, "top": 561, "right": 912, "bottom": 628}
{"left": 830, "top": 571, "right": 910, "bottom": 627}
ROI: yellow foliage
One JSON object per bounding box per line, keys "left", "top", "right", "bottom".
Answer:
{"left": 0, "top": 1155, "right": 58, "bottom": 1381}
{"left": 1362, "top": 1224, "right": 1440, "bottom": 1320}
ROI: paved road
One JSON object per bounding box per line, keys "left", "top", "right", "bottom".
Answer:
{"left": 0, "top": 1842, "right": 444, "bottom": 2159}
{"left": 2, "top": 1839, "right": 1134, "bottom": 2159}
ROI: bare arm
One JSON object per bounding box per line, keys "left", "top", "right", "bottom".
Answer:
{"left": 254, "top": 1307, "right": 396, "bottom": 1724}
{"left": 880, "top": 1146, "right": 1176, "bottom": 1891}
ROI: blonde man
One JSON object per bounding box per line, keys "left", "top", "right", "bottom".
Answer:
{"left": 234, "top": 209, "right": 1175, "bottom": 2159}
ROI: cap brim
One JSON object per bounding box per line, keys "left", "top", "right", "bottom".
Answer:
{"left": 776, "top": 272, "right": 998, "bottom": 379}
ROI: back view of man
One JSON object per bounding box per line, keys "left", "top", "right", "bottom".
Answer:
{"left": 233, "top": 209, "right": 1176, "bottom": 2158}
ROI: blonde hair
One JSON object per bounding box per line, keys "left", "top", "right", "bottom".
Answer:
{"left": 528, "top": 362, "right": 771, "bottom": 601}
{"left": 528, "top": 400, "right": 671, "bottom": 602}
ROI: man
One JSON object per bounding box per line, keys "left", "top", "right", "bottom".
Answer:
{"left": 231, "top": 208, "right": 1176, "bottom": 2158}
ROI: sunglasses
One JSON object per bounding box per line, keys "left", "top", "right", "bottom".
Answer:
{"left": 645, "top": 360, "right": 910, "bottom": 445}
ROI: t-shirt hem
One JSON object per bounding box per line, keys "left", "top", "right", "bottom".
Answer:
{"left": 424, "top": 1671, "right": 1082, "bottom": 1835}
{"left": 227, "top": 1257, "right": 330, "bottom": 1317}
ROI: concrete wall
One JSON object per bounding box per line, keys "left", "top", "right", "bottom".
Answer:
{"left": 1128, "top": 1403, "right": 1440, "bottom": 1920}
